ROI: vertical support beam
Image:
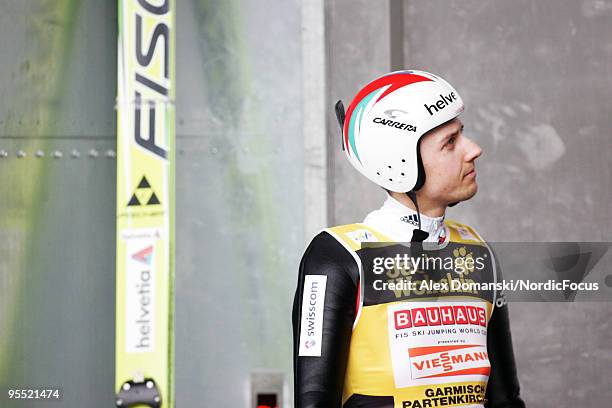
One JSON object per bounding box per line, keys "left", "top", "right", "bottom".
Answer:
{"left": 389, "top": 0, "right": 405, "bottom": 71}
{"left": 302, "top": 0, "right": 329, "bottom": 240}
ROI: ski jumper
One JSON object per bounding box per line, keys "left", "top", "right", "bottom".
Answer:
{"left": 293, "top": 196, "right": 524, "bottom": 408}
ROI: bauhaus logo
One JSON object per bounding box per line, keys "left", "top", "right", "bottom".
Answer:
{"left": 424, "top": 92, "right": 457, "bottom": 116}
{"left": 394, "top": 305, "right": 487, "bottom": 329}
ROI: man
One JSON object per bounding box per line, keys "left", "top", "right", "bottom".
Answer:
{"left": 292, "top": 70, "right": 524, "bottom": 408}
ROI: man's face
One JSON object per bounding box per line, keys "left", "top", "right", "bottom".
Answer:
{"left": 418, "top": 118, "right": 482, "bottom": 205}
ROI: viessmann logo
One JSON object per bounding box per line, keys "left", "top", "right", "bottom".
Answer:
{"left": 394, "top": 305, "right": 487, "bottom": 329}
{"left": 409, "top": 345, "right": 491, "bottom": 379}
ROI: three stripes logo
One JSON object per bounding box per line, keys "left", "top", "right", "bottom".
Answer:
{"left": 127, "top": 176, "right": 161, "bottom": 207}
{"left": 400, "top": 214, "right": 419, "bottom": 227}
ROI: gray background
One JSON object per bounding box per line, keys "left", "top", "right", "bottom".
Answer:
{"left": 0, "top": 0, "right": 610, "bottom": 407}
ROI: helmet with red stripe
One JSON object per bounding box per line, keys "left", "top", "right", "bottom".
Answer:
{"left": 338, "top": 70, "right": 464, "bottom": 193}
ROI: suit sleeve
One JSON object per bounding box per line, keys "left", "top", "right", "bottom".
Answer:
{"left": 485, "top": 248, "right": 526, "bottom": 408}
{"left": 292, "top": 232, "right": 360, "bottom": 408}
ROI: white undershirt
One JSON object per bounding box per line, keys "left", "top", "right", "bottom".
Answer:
{"left": 363, "top": 194, "right": 447, "bottom": 243}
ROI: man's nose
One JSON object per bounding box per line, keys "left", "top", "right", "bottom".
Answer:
{"left": 463, "top": 136, "right": 482, "bottom": 161}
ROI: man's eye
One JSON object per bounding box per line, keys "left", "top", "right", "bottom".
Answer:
{"left": 446, "top": 136, "right": 456, "bottom": 146}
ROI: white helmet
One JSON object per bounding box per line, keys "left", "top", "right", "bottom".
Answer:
{"left": 337, "top": 70, "right": 464, "bottom": 193}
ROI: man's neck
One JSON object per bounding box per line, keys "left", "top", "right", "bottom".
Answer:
{"left": 389, "top": 191, "right": 446, "bottom": 218}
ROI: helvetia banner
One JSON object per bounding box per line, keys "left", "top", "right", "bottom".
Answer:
{"left": 115, "top": 1, "right": 175, "bottom": 407}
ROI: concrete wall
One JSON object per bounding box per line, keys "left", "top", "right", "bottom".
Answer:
{"left": 175, "top": 0, "right": 303, "bottom": 406}
{"left": 0, "top": 1, "right": 117, "bottom": 407}
{"left": 326, "top": 0, "right": 393, "bottom": 226}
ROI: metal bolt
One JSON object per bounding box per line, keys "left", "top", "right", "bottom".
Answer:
{"left": 122, "top": 383, "right": 130, "bottom": 391}
{"left": 17, "top": 150, "right": 26, "bottom": 158}
{"left": 0, "top": 149, "right": 7, "bottom": 158}
{"left": 52, "top": 150, "right": 63, "bottom": 159}
{"left": 35, "top": 150, "right": 45, "bottom": 158}
{"left": 105, "top": 149, "right": 116, "bottom": 158}
{"left": 70, "top": 149, "right": 80, "bottom": 158}
{"left": 154, "top": 396, "right": 160, "bottom": 403}
{"left": 116, "top": 399, "right": 123, "bottom": 406}
{"left": 146, "top": 381, "right": 154, "bottom": 389}
{"left": 89, "top": 149, "right": 99, "bottom": 158}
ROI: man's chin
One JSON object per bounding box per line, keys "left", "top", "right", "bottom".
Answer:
{"left": 464, "top": 183, "right": 479, "bottom": 200}
{"left": 451, "top": 183, "right": 478, "bottom": 204}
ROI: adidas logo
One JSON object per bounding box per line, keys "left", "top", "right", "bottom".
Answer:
{"left": 127, "top": 176, "right": 161, "bottom": 207}
{"left": 400, "top": 214, "right": 419, "bottom": 227}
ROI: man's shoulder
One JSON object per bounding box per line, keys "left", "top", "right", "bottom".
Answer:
{"left": 300, "top": 229, "right": 360, "bottom": 284}
{"left": 302, "top": 222, "right": 387, "bottom": 262}
{"left": 324, "top": 223, "right": 385, "bottom": 249}
{"left": 302, "top": 223, "right": 377, "bottom": 260}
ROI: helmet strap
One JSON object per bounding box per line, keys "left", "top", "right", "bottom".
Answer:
{"left": 334, "top": 100, "right": 346, "bottom": 151}
{"left": 406, "top": 191, "right": 429, "bottom": 243}
{"left": 413, "top": 138, "right": 426, "bottom": 191}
